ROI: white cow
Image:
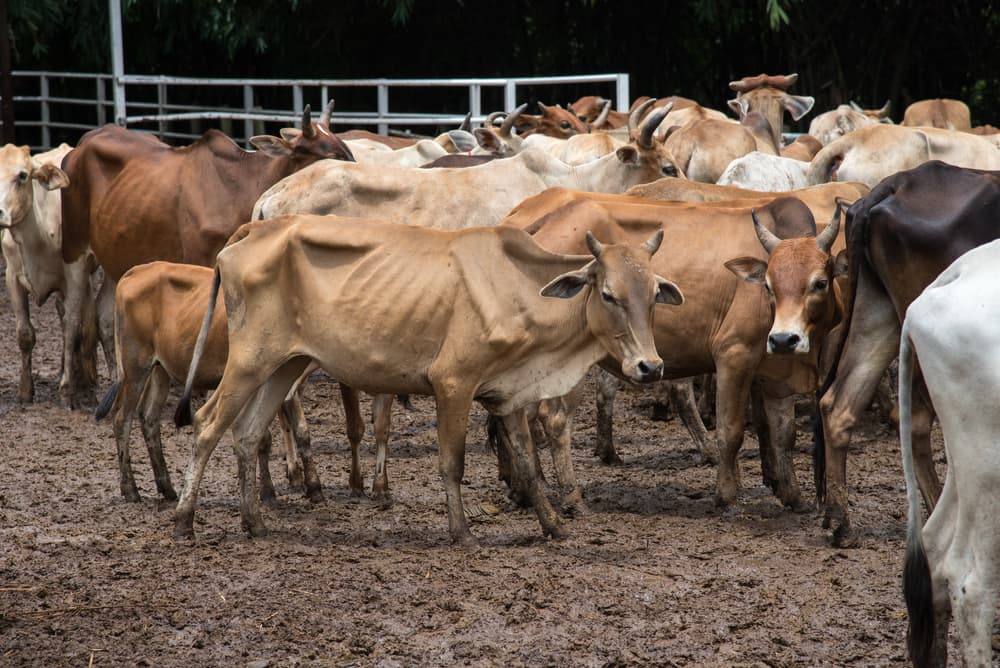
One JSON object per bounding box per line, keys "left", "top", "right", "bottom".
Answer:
{"left": 0, "top": 143, "right": 104, "bottom": 404}
{"left": 900, "top": 238, "right": 1000, "bottom": 667}
{"left": 716, "top": 151, "right": 809, "bottom": 191}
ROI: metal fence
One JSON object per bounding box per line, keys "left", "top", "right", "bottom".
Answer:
{"left": 5, "top": 71, "right": 630, "bottom": 150}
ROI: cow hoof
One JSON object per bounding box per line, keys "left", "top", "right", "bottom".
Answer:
{"left": 121, "top": 489, "right": 141, "bottom": 503}
{"left": 452, "top": 532, "right": 480, "bottom": 549}
{"left": 830, "top": 522, "right": 858, "bottom": 548}
{"left": 173, "top": 524, "right": 195, "bottom": 541}
{"left": 286, "top": 467, "right": 305, "bottom": 489}
{"left": 305, "top": 486, "right": 325, "bottom": 504}
{"left": 545, "top": 523, "right": 569, "bottom": 541}
{"left": 17, "top": 386, "right": 33, "bottom": 404}
{"left": 160, "top": 488, "right": 178, "bottom": 502}
{"left": 699, "top": 447, "right": 720, "bottom": 467}
{"left": 596, "top": 450, "right": 624, "bottom": 466}
{"left": 244, "top": 523, "right": 269, "bottom": 538}
{"left": 561, "top": 493, "right": 588, "bottom": 518}
{"left": 260, "top": 492, "right": 279, "bottom": 508}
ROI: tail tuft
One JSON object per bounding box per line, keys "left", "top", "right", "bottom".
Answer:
{"left": 94, "top": 381, "right": 120, "bottom": 421}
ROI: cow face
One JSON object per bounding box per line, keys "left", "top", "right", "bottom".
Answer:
{"left": 517, "top": 102, "right": 591, "bottom": 139}
{"left": 0, "top": 144, "right": 69, "bottom": 229}
{"left": 725, "top": 205, "right": 846, "bottom": 355}
{"left": 250, "top": 101, "right": 356, "bottom": 163}
{"left": 615, "top": 102, "right": 685, "bottom": 183}
{"left": 541, "top": 230, "right": 683, "bottom": 383}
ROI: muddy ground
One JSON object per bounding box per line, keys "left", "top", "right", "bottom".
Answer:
{"left": 0, "top": 268, "right": 957, "bottom": 667}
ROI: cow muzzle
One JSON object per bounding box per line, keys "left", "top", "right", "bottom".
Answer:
{"left": 623, "top": 356, "right": 664, "bottom": 384}
{"left": 767, "top": 330, "right": 810, "bottom": 354}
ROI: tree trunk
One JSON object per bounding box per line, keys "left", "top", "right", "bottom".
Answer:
{"left": 0, "top": 0, "right": 15, "bottom": 144}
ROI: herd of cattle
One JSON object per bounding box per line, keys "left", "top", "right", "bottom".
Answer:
{"left": 3, "top": 71, "right": 1000, "bottom": 664}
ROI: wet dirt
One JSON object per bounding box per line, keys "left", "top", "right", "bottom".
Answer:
{"left": 0, "top": 268, "right": 953, "bottom": 667}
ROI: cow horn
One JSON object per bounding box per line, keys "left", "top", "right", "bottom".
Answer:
{"left": 643, "top": 228, "right": 664, "bottom": 257}
{"left": 849, "top": 100, "right": 863, "bottom": 112}
{"left": 877, "top": 99, "right": 891, "bottom": 118}
{"left": 751, "top": 209, "right": 781, "bottom": 254}
{"left": 816, "top": 198, "right": 848, "bottom": 253}
{"left": 300, "top": 104, "right": 315, "bottom": 138}
{"left": 638, "top": 102, "right": 673, "bottom": 149}
{"left": 586, "top": 231, "right": 603, "bottom": 258}
{"left": 628, "top": 98, "right": 656, "bottom": 139}
{"left": 594, "top": 99, "right": 612, "bottom": 128}
{"left": 486, "top": 111, "right": 505, "bottom": 128}
{"left": 458, "top": 111, "right": 472, "bottom": 132}
{"left": 319, "top": 99, "right": 335, "bottom": 128}
{"left": 770, "top": 73, "right": 798, "bottom": 90}
{"left": 500, "top": 103, "right": 528, "bottom": 138}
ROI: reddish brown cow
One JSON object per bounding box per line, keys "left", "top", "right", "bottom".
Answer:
{"left": 514, "top": 102, "right": 591, "bottom": 138}
{"left": 58, "top": 104, "right": 354, "bottom": 406}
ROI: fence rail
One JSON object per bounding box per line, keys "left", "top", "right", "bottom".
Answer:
{"left": 4, "top": 71, "right": 630, "bottom": 150}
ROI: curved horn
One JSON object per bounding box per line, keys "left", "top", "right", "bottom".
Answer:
{"left": 628, "top": 98, "right": 657, "bottom": 139}
{"left": 877, "top": 99, "right": 891, "bottom": 118}
{"left": 594, "top": 99, "right": 612, "bottom": 128}
{"left": 486, "top": 111, "right": 505, "bottom": 128}
{"left": 771, "top": 73, "right": 798, "bottom": 90}
{"left": 751, "top": 209, "right": 781, "bottom": 254}
{"left": 458, "top": 111, "right": 472, "bottom": 132}
{"left": 586, "top": 231, "right": 603, "bottom": 258}
{"left": 319, "top": 99, "right": 335, "bottom": 128}
{"left": 849, "top": 100, "right": 863, "bottom": 112}
{"left": 643, "top": 228, "right": 664, "bottom": 257}
{"left": 638, "top": 102, "right": 673, "bottom": 149}
{"left": 300, "top": 104, "right": 315, "bottom": 138}
{"left": 816, "top": 198, "right": 848, "bottom": 253}
{"left": 500, "top": 103, "right": 528, "bottom": 138}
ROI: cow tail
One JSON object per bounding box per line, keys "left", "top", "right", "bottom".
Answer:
{"left": 805, "top": 142, "right": 845, "bottom": 185}
{"left": 94, "top": 381, "right": 119, "bottom": 421}
{"left": 485, "top": 413, "right": 514, "bottom": 489}
{"left": 174, "top": 265, "right": 221, "bottom": 428}
{"left": 899, "top": 324, "right": 935, "bottom": 666}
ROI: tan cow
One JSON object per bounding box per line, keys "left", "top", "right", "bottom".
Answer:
{"left": 902, "top": 98, "right": 971, "bottom": 130}
{"left": 808, "top": 103, "right": 888, "bottom": 145}
{"left": 253, "top": 105, "right": 680, "bottom": 228}
{"left": 0, "top": 143, "right": 105, "bottom": 404}
{"left": 807, "top": 123, "right": 1000, "bottom": 187}
{"left": 502, "top": 193, "right": 847, "bottom": 512}
{"left": 94, "top": 261, "right": 344, "bottom": 504}
{"left": 172, "top": 216, "right": 682, "bottom": 545}
{"left": 727, "top": 73, "right": 815, "bottom": 149}
{"left": 570, "top": 96, "right": 629, "bottom": 129}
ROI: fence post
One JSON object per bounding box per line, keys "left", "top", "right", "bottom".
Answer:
{"left": 377, "top": 83, "right": 388, "bottom": 135}
{"left": 293, "top": 85, "right": 303, "bottom": 120}
{"left": 468, "top": 84, "right": 481, "bottom": 121}
{"left": 504, "top": 80, "right": 516, "bottom": 113}
{"left": 96, "top": 76, "right": 107, "bottom": 126}
{"left": 157, "top": 80, "right": 167, "bottom": 139}
{"left": 615, "top": 74, "right": 630, "bottom": 112}
{"left": 40, "top": 74, "right": 51, "bottom": 149}
{"left": 243, "top": 84, "right": 254, "bottom": 146}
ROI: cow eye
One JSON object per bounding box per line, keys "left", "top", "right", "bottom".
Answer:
{"left": 560, "top": 121, "right": 571, "bottom": 129}
{"left": 578, "top": 115, "right": 587, "bottom": 122}
{"left": 813, "top": 279, "right": 829, "bottom": 291}
{"left": 601, "top": 290, "right": 618, "bottom": 305}
{"left": 662, "top": 165, "right": 677, "bottom": 177}
{"left": 16, "top": 170, "right": 28, "bottom": 183}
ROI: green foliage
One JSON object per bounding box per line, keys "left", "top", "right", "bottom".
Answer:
{"left": 765, "top": 0, "right": 790, "bottom": 30}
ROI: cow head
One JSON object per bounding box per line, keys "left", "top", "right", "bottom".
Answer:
{"left": 249, "top": 100, "right": 356, "bottom": 163}
{"left": 541, "top": 229, "right": 682, "bottom": 383}
{"left": 727, "top": 73, "right": 815, "bottom": 148}
{"left": 515, "top": 101, "right": 591, "bottom": 138}
{"left": 725, "top": 199, "right": 847, "bottom": 356}
{"left": 0, "top": 144, "right": 69, "bottom": 229}
{"left": 613, "top": 99, "right": 685, "bottom": 182}
{"left": 808, "top": 104, "right": 879, "bottom": 145}
{"left": 851, "top": 100, "right": 893, "bottom": 124}
{"left": 570, "top": 96, "right": 606, "bottom": 124}
{"left": 473, "top": 105, "right": 527, "bottom": 157}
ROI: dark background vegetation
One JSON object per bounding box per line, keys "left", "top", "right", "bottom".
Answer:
{"left": 4, "top": 0, "right": 1000, "bottom": 144}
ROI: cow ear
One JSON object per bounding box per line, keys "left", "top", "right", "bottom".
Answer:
{"left": 654, "top": 276, "right": 684, "bottom": 305}
{"left": 833, "top": 250, "right": 849, "bottom": 278}
{"left": 615, "top": 146, "right": 639, "bottom": 165}
{"left": 724, "top": 257, "right": 768, "bottom": 284}
{"left": 32, "top": 163, "right": 69, "bottom": 190}
{"left": 474, "top": 128, "right": 502, "bottom": 153}
{"left": 279, "top": 127, "right": 302, "bottom": 142}
{"left": 445, "top": 130, "right": 477, "bottom": 153}
{"left": 540, "top": 269, "right": 590, "bottom": 299}
{"left": 782, "top": 94, "right": 815, "bottom": 121}
{"left": 250, "top": 135, "right": 293, "bottom": 157}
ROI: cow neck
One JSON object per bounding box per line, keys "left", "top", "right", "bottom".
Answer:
{"left": 8, "top": 184, "right": 65, "bottom": 304}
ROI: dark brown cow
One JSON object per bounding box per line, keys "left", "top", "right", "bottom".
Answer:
{"left": 816, "top": 160, "right": 1000, "bottom": 547}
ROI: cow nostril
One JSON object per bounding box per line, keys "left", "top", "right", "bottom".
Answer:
{"left": 768, "top": 332, "right": 801, "bottom": 352}
{"left": 637, "top": 359, "right": 664, "bottom": 380}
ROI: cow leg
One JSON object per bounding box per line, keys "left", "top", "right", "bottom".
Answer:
{"left": 752, "top": 384, "right": 803, "bottom": 510}
{"left": 95, "top": 273, "right": 117, "bottom": 380}
{"left": 499, "top": 409, "right": 566, "bottom": 540}
{"left": 696, "top": 373, "right": 717, "bottom": 429}
{"left": 818, "top": 271, "right": 900, "bottom": 546}
{"left": 283, "top": 383, "right": 323, "bottom": 503}
{"left": 668, "top": 377, "right": 716, "bottom": 465}
{"left": 256, "top": 426, "right": 278, "bottom": 506}
{"left": 370, "top": 393, "right": 394, "bottom": 500}
{"left": 713, "top": 360, "right": 755, "bottom": 506}
{"left": 595, "top": 369, "right": 623, "bottom": 464}
{"left": 4, "top": 254, "right": 35, "bottom": 403}
{"left": 111, "top": 367, "right": 147, "bottom": 503}
{"left": 341, "top": 384, "right": 366, "bottom": 498}
{"left": 910, "top": 383, "right": 942, "bottom": 511}
{"left": 137, "top": 365, "right": 177, "bottom": 501}
{"left": 922, "top": 474, "right": 956, "bottom": 666}
{"left": 58, "top": 255, "right": 97, "bottom": 409}
{"left": 229, "top": 358, "right": 312, "bottom": 538}
{"left": 275, "top": 408, "right": 303, "bottom": 490}
{"left": 944, "top": 514, "right": 996, "bottom": 667}
{"left": 431, "top": 388, "right": 477, "bottom": 546}
{"left": 649, "top": 379, "right": 672, "bottom": 421}
{"left": 539, "top": 383, "right": 587, "bottom": 516}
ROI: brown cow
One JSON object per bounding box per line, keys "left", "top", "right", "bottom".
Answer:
{"left": 172, "top": 216, "right": 682, "bottom": 544}
{"left": 515, "top": 101, "right": 591, "bottom": 138}
{"left": 503, "top": 193, "right": 847, "bottom": 511}
{"left": 901, "top": 98, "right": 971, "bottom": 130}
{"left": 94, "top": 261, "right": 342, "bottom": 504}
{"left": 58, "top": 104, "right": 355, "bottom": 407}
{"left": 728, "top": 73, "right": 815, "bottom": 149}
{"left": 570, "top": 96, "right": 629, "bottom": 129}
